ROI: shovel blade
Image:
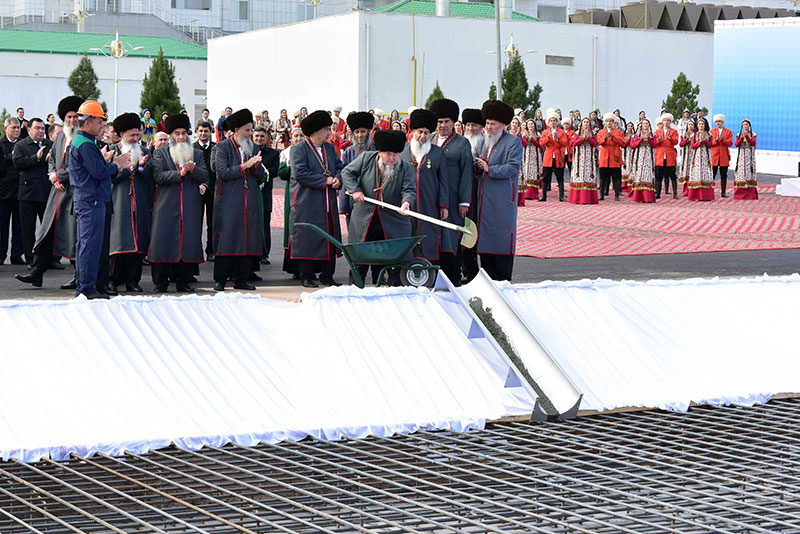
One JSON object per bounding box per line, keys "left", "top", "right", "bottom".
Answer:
{"left": 460, "top": 217, "right": 478, "bottom": 249}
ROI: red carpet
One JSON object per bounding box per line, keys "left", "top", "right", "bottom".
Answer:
{"left": 273, "top": 184, "right": 799, "bottom": 258}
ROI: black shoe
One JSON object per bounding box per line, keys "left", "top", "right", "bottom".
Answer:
{"left": 721, "top": 192, "right": 728, "bottom": 198}
{"left": 656, "top": 194, "right": 661, "bottom": 199}
{"left": 142, "top": 258, "right": 151, "bottom": 265}
{"left": 60, "top": 278, "right": 77, "bottom": 290}
{"left": 206, "top": 254, "right": 215, "bottom": 262}
{"left": 673, "top": 192, "right": 678, "bottom": 199}
{"left": 14, "top": 273, "right": 42, "bottom": 287}
{"left": 86, "top": 293, "right": 110, "bottom": 300}
{"left": 0, "top": 258, "right": 3, "bottom": 265}
{"left": 538, "top": 197, "right": 547, "bottom": 202}
{"left": 126, "top": 283, "right": 144, "bottom": 293}
{"left": 248, "top": 272, "right": 263, "bottom": 282}
{"left": 319, "top": 276, "right": 341, "bottom": 287}
{"left": 260, "top": 257, "right": 271, "bottom": 265}
{"left": 105, "top": 284, "right": 119, "bottom": 296}
{"left": 10, "top": 256, "right": 26, "bottom": 265}
{"left": 154, "top": 284, "right": 168, "bottom": 293}
{"left": 233, "top": 281, "right": 256, "bottom": 290}
{"left": 214, "top": 281, "right": 226, "bottom": 291}
{"left": 176, "top": 283, "right": 195, "bottom": 293}
{"left": 615, "top": 194, "right": 621, "bottom": 201}
{"left": 301, "top": 278, "right": 319, "bottom": 288}
{"left": 49, "top": 260, "right": 65, "bottom": 270}
{"left": 190, "top": 276, "right": 199, "bottom": 283}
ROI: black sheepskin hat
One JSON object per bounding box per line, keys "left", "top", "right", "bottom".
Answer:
{"left": 481, "top": 100, "right": 514, "bottom": 125}
{"left": 57, "top": 96, "right": 85, "bottom": 121}
{"left": 346, "top": 111, "right": 375, "bottom": 132}
{"left": 429, "top": 98, "right": 459, "bottom": 123}
{"left": 165, "top": 114, "right": 191, "bottom": 134}
{"left": 300, "top": 110, "right": 333, "bottom": 136}
{"left": 373, "top": 130, "right": 407, "bottom": 153}
{"left": 461, "top": 108, "right": 484, "bottom": 126}
{"left": 409, "top": 109, "right": 438, "bottom": 132}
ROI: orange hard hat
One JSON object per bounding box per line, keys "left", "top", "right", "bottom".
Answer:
{"left": 77, "top": 100, "right": 106, "bottom": 119}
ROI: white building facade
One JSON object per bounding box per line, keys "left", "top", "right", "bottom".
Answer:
{"left": 208, "top": 11, "right": 713, "bottom": 126}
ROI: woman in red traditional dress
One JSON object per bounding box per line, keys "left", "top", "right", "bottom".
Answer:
{"left": 568, "top": 117, "right": 600, "bottom": 204}
{"left": 629, "top": 119, "right": 657, "bottom": 203}
{"left": 678, "top": 120, "right": 695, "bottom": 197}
{"left": 733, "top": 119, "right": 758, "bottom": 200}
{"left": 688, "top": 119, "right": 715, "bottom": 201}
{"left": 523, "top": 119, "right": 542, "bottom": 201}
{"left": 276, "top": 109, "right": 291, "bottom": 150}
{"left": 621, "top": 121, "right": 635, "bottom": 195}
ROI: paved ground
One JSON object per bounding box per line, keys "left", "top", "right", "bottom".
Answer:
{"left": 2, "top": 227, "right": 799, "bottom": 301}
{"left": 2, "top": 173, "right": 796, "bottom": 301}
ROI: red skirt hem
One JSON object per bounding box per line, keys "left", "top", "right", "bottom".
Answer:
{"left": 525, "top": 186, "right": 539, "bottom": 200}
{"left": 682, "top": 183, "right": 688, "bottom": 197}
{"left": 568, "top": 189, "right": 599, "bottom": 204}
{"left": 688, "top": 186, "right": 715, "bottom": 202}
{"left": 631, "top": 189, "right": 656, "bottom": 203}
{"left": 733, "top": 187, "right": 758, "bottom": 200}
{"left": 517, "top": 192, "right": 526, "bottom": 207}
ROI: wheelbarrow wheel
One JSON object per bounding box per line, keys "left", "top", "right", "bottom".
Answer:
{"left": 400, "top": 258, "right": 437, "bottom": 288}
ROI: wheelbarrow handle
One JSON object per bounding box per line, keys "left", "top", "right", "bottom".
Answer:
{"left": 347, "top": 192, "right": 474, "bottom": 235}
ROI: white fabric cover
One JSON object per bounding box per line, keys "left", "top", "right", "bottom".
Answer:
{"left": 777, "top": 178, "right": 800, "bottom": 197}
{"left": 0, "top": 289, "right": 533, "bottom": 462}
{"left": 499, "top": 275, "right": 800, "bottom": 412}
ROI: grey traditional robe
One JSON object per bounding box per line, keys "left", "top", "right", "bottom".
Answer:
{"left": 110, "top": 144, "right": 152, "bottom": 255}
{"left": 213, "top": 137, "right": 264, "bottom": 256}
{"left": 435, "top": 133, "right": 474, "bottom": 254}
{"left": 148, "top": 145, "right": 208, "bottom": 263}
{"left": 473, "top": 132, "right": 523, "bottom": 256}
{"left": 338, "top": 140, "right": 375, "bottom": 216}
{"left": 34, "top": 131, "right": 77, "bottom": 259}
{"left": 341, "top": 152, "right": 416, "bottom": 244}
{"left": 400, "top": 143, "right": 448, "bottom": 260}
{"left": 289, "top": 140, "right": 343, "bottom": 260}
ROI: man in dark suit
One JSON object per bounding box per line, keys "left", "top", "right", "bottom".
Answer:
{"left": 0, "top": 118, "right": 25, "bottom": 265}
{"left": 193, "top": 120, "right": 216, "bottom": 261}
{"left": 12, "top": 117, "right": 53, "bottom": 265}
{"left": 253, "top": 125, "right": 279, "bottom": 264}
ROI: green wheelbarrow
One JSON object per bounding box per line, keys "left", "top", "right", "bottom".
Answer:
{"left": 294, "top": 223, "right": 439, "bottom": 289}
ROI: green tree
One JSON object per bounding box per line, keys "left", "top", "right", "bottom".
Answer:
{"left": 68, "top": 53, "right": 101, "bottom": 101}
{"left": 662, "top": 72, "right": 706, "bottom": 118}
{"left": 140, "top": 47, "right": 183, "bottom": 118}
{"left": 424, "top": 81, "right": 445, "bottom": 109}
{"left": 0, "top": 108, "right": 10, "bottom": 139}
{"left": 491, "top": 55, "right": 543, "bottom": 117}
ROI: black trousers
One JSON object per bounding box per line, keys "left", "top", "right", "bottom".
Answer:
{"left": 299, "top": 254, "right": 335, "bottom": 281}
{"left": 654, "top": 166, "right": 677, "bottom": 198}
{"left": 598, "top": 167, "right": 622, "bottom": 198}
{"left": 0, "top": 197, "right": 23, "bottom": 261}
{"left": 461, "top": 244, "right": 479, "bottom": 284}
{"left": 29, "top": 219, "right": 57, "bottom": 280}
{"left": 214, "top": 255, "right": 252, "bottom": 283}
{"left": 480, "top": 254, "right": 514, "bottom": 282}
{"left": 202, "top": 189, "right": 214, "bottom": 256}
{"left": 151, "top": 261, "right": 193, "bottom": 287}
{"left": 713, "top": 166, "right": 729, "bottom": 194}
{"left": 353, "top": 216, "right": 397, "bottom": 285}
{"left": 18, "top": 199, "right": 46, "bottom": 264}
{"left": 542, "top": 166, "right": 564, "bottom": 200}
{"left": 109, "top": 253, "right": 144, "bottom": 286}
{"left": 438, "top": 250, "right": 461, "bottom": 286}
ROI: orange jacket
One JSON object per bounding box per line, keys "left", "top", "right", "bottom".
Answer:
{"left": 540, "top": 128, "right": 569, "bottom": 168}
{"left": 710, "top": 127, "right": 733, "bottom": 166}
{"left": 653, "top": 127, "right": 679, "bottom": 167}
{"left": 595, "top": 128, "right": 625, "bottom": 168}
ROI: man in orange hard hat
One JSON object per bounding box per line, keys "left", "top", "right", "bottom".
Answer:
{"left": 68, "top": 100, "right": 130, "bottom": 299}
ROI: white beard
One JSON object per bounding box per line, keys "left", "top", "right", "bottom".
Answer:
{"left": 377, "top": 158, "right": 397, "bottom": 181}
{"left": 237, "top": 136, "right": 255, "bottom": 159}
{"left": 484, "top": 132, "right": 501, "bottom": 153}
{"left": 169, "top": 139, "right": 193, "bottom": 166}
{"left": 465, "top": 133, "right": 481, "bottom": 154}
{"left": 121, "top": 140, "right": 142, "bottom": 167}
{"left": 409, "top": 139, "right": 431, "bottom": 163}
{"left": 63, "top": 126, "right": 76, "bottom": 143}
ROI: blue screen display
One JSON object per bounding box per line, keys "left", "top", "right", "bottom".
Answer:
{"left": 714, "top": 21, "right": 800, "bottom": 152}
